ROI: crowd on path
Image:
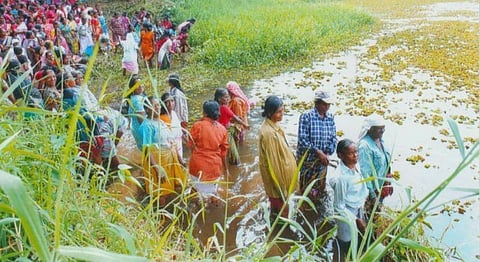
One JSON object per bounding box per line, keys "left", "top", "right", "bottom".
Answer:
{"left": 0, "top": 0, "right": 395, "bottom": 260}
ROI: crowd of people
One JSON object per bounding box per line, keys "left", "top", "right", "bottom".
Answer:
{"left": 0, "top": 0, "right": 395, "bottom": 260}
{"left": 0, "top": 0, "right": 197, "bottom": 174}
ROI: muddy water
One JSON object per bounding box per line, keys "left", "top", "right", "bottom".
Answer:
{"left": 114, "top": 1, "right": 479, "bottom": 260}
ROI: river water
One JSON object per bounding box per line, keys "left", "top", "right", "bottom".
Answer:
{"left": 115, "top": 1, "right": 479, "bottom": 260}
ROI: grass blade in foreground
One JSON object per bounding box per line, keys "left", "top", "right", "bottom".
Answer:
{"left": 0, "top": 170, "right": 52, "bottom": 261}
{"left": 57, "top": 246, "right": 148, "bottom": 262}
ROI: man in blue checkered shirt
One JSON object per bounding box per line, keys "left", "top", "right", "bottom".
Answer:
{"left": 296, "top": 90, "right": 337, "bottom": 224}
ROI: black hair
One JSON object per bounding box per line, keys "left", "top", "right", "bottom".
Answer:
{"left": 214, "top": 88, "right": 227, "bottom": 103}
{"left": 336, "top": 139, "right": 356, "bottom": 155}
{"left": 160, "top": 92, "right": 171, "bottom": 115}
{"left": 203, "top": 100, "right": 220, "bottom": 120}
{"left": 13, "top": 46, "right": 23, "bottom": 56}
{"left": 168, "top": 75, "right": 184, "bottom": 93}
{"left": 129, "top": 75, "right": 140, "bottom": 88}
{"left": 262, "top": 95, "right": 283, "bottom": 119}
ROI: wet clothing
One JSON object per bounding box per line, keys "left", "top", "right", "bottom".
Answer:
{"left": 330, "top": 162, "right": 368, "bottom": 242}
{"left": 218, "top": 104, "right": 234, "bottom": 127}
{"left": 297, "top": 108, "right": 336, "bottom": 190}
{"left": 358, "top": 135, "right": 391, "bottom": 198}
{"left": 297, "top": 108, "right": 336, "bottom": 222}
{"left": 140, "top": 118, "right": 186, "bottom": 197}
{"left": 219, "top": 104, "right": 240, "bottom": 164}
{"left": 188, "top": 117, "right": 228, "bottom": 182}
{"left": 229, "top": 96, "right": 248, "bottom": 143}
{"left": 258, "top": 118, "right": 297, "bottom": 206}
{"left": 160, "top": 110, "right": 183, "bottom": 157}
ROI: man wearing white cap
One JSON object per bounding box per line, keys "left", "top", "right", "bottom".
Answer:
{"left": 358, "top": 114, "right": 392, "bottom": 210}
{"left": 297, "top": 90, "right": 337, "bottom": 223}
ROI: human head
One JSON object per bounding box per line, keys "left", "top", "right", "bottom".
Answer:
{"left": 203, "top": 100, "right": 220, "bottom": 120}
{"left": 72, "top": 70, "right": 84, "bottom": 86}
{"left": 44, "top": 69, "right": 56, "bottom": 88}
{"left": 160, "top": 92, "right": 174, "bottom": 114}
{"left": 167, "top": 73, "right": 180, "bottom": 87}
{"left": 144, "top": 96, "right": 160, "bottom": 119}
{"left": 6, "top": 59, "right": 20, "bottom": 73}
{"left": 336, "top": 139, "right": 358, "bottom": 166}
{"left": 262, "top": 95, "right": 284, "bottom": 122}
{"left": 214, "top": 88, "right": 229, "bottom": 105}
{"left": 314, "top": 90, "right": 334, "bottom": 115}
{"left": 129, "top": 76, "right": 144, "bottom": 95}
{"left": 226, "top": 81, "right": 240, "bottom": 97}
{"left": 62, "top": 72, "right": 76, "bottom": 88}
{"left": 358, "top": 114, "right": 386, "bottom": 140}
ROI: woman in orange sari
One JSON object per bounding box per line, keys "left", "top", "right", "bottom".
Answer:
{"left": 139, "top": 23, "right": 155, "bottom": 68}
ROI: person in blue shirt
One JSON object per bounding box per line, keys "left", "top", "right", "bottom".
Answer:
{"left": 330, "top": 139, "right": 368, "bottom": 262}
{"left": 358, "top": 114, "right": 392, "bottom": 211}
{"left": 126, "top": 76, "right": 146, "bottom": 150}
{"left": 296, "top": 90, "right": 337, "bottom": 224}
{"left": 139, "top": 96, "right": 186, "bottom": 204}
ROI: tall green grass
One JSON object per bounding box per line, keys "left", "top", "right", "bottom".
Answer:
{"left": 176, "top": 0, "right": 375, "bottom": 69}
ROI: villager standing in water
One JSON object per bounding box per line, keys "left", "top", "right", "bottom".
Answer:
{"left": 258, "top": 95, "right": 298, "bottom": 217}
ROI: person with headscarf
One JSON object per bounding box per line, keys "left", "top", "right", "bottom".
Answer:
{"left": 226, "top": 81, "right": 250, "bottom": 144}
{"left": 167, "top": 73, "right": 188, "bottom": 129}
{"left": 120, "top": 25, "right": 139, "bottom": 76}
{"left": 187, "top": 100, "right": 229, "bottom": 205}
{"left": 214, "top": 87, "right": 249, "bottom": 165}
{"left": 258, "top": 95, "right": 297, "bottom": 218}
{"left": 357, "top": 114, "right": 392, "bottom": 209}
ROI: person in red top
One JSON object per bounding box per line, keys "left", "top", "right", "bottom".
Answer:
{"left": 214, "top": 88, "right": 249, "bottom": 165}
{"left": 187, "top": 100, "right": 229, "bottom": 204}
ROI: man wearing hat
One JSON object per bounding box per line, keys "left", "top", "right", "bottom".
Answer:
{"left": 296, "top": 89, "right": 337, "bottom": 224}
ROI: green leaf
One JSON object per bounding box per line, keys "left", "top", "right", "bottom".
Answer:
{"left": 360, "top": 242, "right": 386, "bottom": 262}
{"left": 0, "top": 217, "right": 20, "bottom": 226}
{"left": 0, "top": 170, "right": 52, "bottom": 262}
{"left": 398, "top": 237, "right": 442, "bottom": 260}
{"left": 0, "top": 130, "right": 21, "bottom": 152}
{"left": 447, "top": 118, "right": 465, "bottom": 158}
{"left": 107, "top": 223, "right": 137, "bottom": 255}
{"left": 56, "top": 246, "right": 148, "bottom": 262}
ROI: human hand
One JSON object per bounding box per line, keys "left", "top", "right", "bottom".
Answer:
{"left": 356, "top": 218, "right": 366, "bottom": 234}
{"left": 316, "top": 150, "right": 329, "bottom": 166}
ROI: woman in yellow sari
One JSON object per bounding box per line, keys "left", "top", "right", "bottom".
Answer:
{"left": 139, "top": 96, "right": 186, "bottom": 204}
